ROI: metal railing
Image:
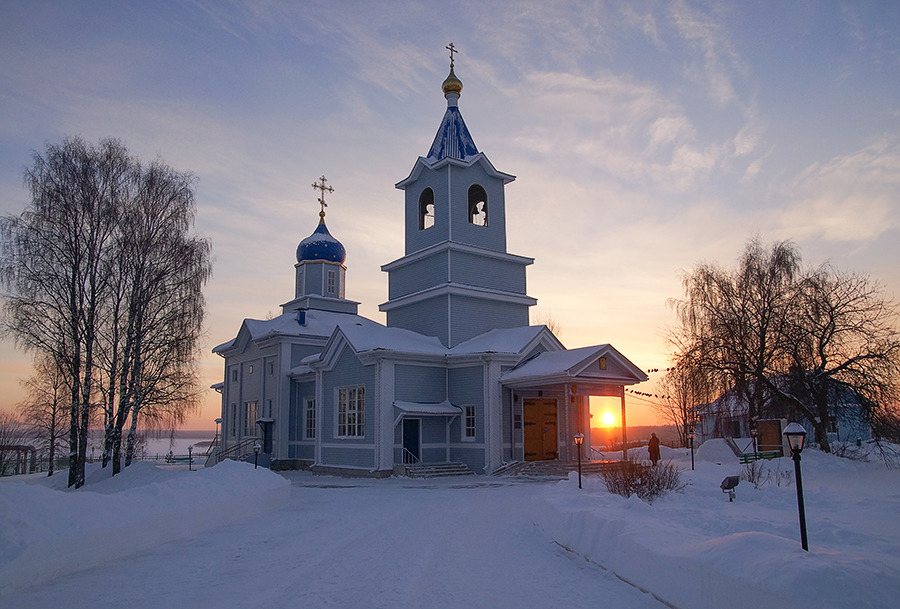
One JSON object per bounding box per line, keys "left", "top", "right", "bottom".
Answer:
{"left": 212, "top": 437, "right": 259, "bottom": 464}
{"left": 401, "top": 447, "right": 420, "bottom": 465}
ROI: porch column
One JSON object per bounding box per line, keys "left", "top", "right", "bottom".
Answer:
{"left": 620, "top": 386, "right": 628, "bottom": 459}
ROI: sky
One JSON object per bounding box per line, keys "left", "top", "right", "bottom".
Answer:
{"left": 1, "top": 1, "right": 899, "bottom": 430}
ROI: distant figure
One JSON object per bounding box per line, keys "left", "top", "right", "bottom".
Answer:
{"left": 648, "top": 433, "right": 661, "bottom": 466}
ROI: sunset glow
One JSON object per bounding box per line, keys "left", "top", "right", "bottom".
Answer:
{"left": 601, "top": 412, "right": 616, "bottom": 427}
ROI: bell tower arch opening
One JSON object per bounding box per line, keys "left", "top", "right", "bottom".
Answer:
{"left": 468, "top": 184, "right": 487, "bottom": 227}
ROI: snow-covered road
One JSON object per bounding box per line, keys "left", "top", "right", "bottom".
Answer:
{"left": 3, "top": 474, "right": 666, "bottom": 609}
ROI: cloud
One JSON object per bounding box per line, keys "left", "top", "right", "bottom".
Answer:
{"left": 780, "top": 138, "right": 900, "bottom": 242}
{"left": 668, "top": 0, "right": 742, "bottom": 107}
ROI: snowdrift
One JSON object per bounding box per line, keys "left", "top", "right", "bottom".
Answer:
{"left": 0, "top": 460, "right": 289, "bottom": 591}
{"left": 536, "top": 449, "right": 900, "bottom": 609}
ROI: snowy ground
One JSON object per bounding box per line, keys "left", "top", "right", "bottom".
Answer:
{"left": 1, "top": 441, "right": 898, "bottom": 609}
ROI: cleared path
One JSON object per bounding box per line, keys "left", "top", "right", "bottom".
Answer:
{"left": 4, "top": 474, "right": 666, "bottom": 609}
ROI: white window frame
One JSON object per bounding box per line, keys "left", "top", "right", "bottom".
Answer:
{"left": 305, "top": 398, "right": 316, "bottom": 439}
{"left": 326, "top": 269, "right": 336, "bottom": 295}
{"left": 463, "top": 405, "right": 476, "bottom": 441}
{"left": 336, "top": 386, "right": 365, "bottom": 438}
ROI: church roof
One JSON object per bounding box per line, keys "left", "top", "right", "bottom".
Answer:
{"left": 212, "top": 309, "right": 382, "bottom": 354}
{"left": 450, "top": 325, "right": 562, "bottom": 355}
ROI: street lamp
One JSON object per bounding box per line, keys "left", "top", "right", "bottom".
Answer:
{"left": 688, "top": 427, "right": 695, "bottom": 471}
{"left": 751, "top": 426, "right": 759, "bottom": 454}
{"left": 253, "top": 442, "right": 261, "bottom": 469}
{"left": 188, "top": 445, "right": 193, "bottom": 471}
{"left": 783, "top": 422, "right": 809, "bottom": 551}
{"left": 573, "top": 433, "right": 584, "bottom": 489}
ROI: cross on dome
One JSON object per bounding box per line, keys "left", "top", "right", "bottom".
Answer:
{"left": 311, "top": 175, "right": 334, "bottom": 218}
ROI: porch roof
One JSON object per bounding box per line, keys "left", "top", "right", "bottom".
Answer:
{"left": 500, "top": 344, "right": 647, "bottom": 390}
{"left": 393, "top": 400, "right": 462, "bottom": 416}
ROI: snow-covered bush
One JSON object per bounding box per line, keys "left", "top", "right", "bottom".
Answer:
{"left": 599, "top": 455, "right": 682, "bottom": 503}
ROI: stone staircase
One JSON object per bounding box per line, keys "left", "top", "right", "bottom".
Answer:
{"left": 401, "top": 462, "right": 475, "bottom": 478}
{"left": 494, "top": 460, "right": 628, "bottom": 478}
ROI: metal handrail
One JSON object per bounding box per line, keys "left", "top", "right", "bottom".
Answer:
{"left": 214, "top": 437, "right": 258, "bottom": 464}
{"left": 401, "top": 447, "right": 420, "bottom": 465}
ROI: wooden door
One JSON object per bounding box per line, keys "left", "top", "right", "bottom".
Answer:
{"left": 523, "top": 398, "right": 558, "bottom": 461}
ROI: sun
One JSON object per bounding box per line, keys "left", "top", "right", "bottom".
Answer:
{"left": 601, "top": 411, "right": 615, "bottom": 427}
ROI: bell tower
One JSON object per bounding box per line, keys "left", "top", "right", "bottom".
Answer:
{"left": 380, "top": 45, "right": 536, "bottom": 347}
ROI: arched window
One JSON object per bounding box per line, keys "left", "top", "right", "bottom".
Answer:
{"left": 418, "top": 188, "right": 434, "bottom": 230}
{"left": 468, "top": 184, "right": 488, "bottom": 227}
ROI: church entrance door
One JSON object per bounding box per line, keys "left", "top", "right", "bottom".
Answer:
{"left": 523, "top": 398, "right": 558, "bottom": 461}
{"left": 402, "top": 419, "right": 421, "bottom": 463}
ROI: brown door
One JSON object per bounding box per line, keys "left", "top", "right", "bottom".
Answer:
{"left": 523, "top": 398, "right": 558, "bottom": 461}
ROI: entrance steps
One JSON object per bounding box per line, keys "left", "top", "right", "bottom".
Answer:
{"left": 401, "top": 462, "right": 475, "bottom": 478}
{"left": 494, "top": 460, "right": 627, "bottom": 477}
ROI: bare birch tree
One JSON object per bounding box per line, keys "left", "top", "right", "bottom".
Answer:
{"left": 672, "top": 237, "right": 900, "bottom": 452}
{"left": 2, "top": 137, "right": 210, "bottom": 483}
{"left": 17, "top": 355, "right": 69, "bottom": 475}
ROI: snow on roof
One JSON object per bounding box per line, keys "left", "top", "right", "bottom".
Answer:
{"left": 450, "top": 325, "right": 558, "bottom": 355}
{"left": 425, "top": 106, "right": 479, "bottom": 163}
{"left": 501, "top": 344, "right": 647, "bottom": 386}
{"left": 213, "top": 309, "right": 384, "bottom": 353}
{"left": 393, "top": 400, "right": 462, "bottom": 416}
{"left": 336, "top": 323, "right": 447, "bottom": 355}
{"left": 501, "top": 345, "right": 607, "bottom": 380}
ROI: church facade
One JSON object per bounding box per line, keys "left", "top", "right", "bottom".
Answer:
{"left": 213, "top": 55, "right": 647, "bottom": 476}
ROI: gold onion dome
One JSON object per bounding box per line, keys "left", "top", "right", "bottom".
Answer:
{"left": 442, "top": 66, "right": 463, "bottom": 96}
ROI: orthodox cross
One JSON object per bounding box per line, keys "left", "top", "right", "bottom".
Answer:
{"left": 446, "top": 42, "right": 457, "bottom": 69}
{"left": 311, "top": 175, "right": 334, "bottom": 216}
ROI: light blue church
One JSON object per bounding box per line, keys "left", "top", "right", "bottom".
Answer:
{"left": 213, "top": 53, "right": 647, "bottom": 476}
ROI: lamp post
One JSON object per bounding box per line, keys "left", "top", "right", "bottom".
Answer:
{"left": 573, "top": 433, "right": 584, "bottom": 489}
{"left": 688, "top": 427, "right": 695, "bottom": 471}
{"left": 188, "top": 445, "right": 193, "bottom": 471}
{"left": 783, "top": 422, "right": 809, "bottom": 551}
{"left": 751, "top": 426, "right": 759, "bottom": 454}
{"left": 253, "top": 442, "right": 261, "bottom": 469}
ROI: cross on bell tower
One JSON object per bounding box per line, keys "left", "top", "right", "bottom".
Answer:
{"left": 446, "top": 42, "right": 457, "bottom": 68}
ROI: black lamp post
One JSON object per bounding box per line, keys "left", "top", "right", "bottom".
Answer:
{"left": 188, "top": 445, "right": 193, "bottom": 471}
{"left": 253, "top": 442, "right": 261, "bottom": 469}
{"left": 751, "top": 426, "right": 759, "bottom": 454}
{"left": 783, "top": 422, "right": 809, "bottom": 551}
{"left": 573, "top": 433, "right": 584, "bottom": 489}
{"left": 688, "top": 427, "right": 695, "bottom": 471}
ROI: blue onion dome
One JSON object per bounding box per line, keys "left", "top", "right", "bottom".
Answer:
{"left": 296, "top": 214, "right": 346, "bottom": 264}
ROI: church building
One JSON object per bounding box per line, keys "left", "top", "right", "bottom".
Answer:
{"left": 212, "top": 49, "right": 648, "bottom": 476}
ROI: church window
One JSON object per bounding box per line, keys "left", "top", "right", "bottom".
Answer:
{"left": 464, "top": 405, "right": 476, "bottom": 440}
{"left": 231, "top": 368, "right": 238, "bottom": 382}
{"left": 418, "top": 188, "right": 435, "bottom": 230}
{"left": 248, "top": 364, "right": 253, "bottom": 374}
{"left": 269, "top": 361, "right": 274, "bottom": 375}
{"left": 337, "top": 386, "right": 365, "bottom": 437}
{"left": 245, "top": 401, "right": 258, "bottom": 436}
{"left": 266, "top": 398, "right": 273, "bottom": 417}
{"left": 230, "top": 403, "right": 237, "bottom": 437}
{"left": 598, "top": 357, "right": 607, "bottom": 371}
{"left": 305, "top": 398, "right": 316, "bottom": 439}
{"left": 327, "top": 269, "right": 336, "bottom": 295}
{"left": 468, "top": 184, "right": 488, "bottom": 227}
